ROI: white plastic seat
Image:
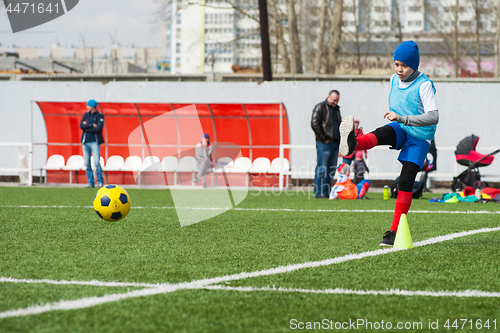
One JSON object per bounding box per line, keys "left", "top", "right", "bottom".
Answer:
{"left": 231, "top": 157, "right": 252, "bottom": 173}
{"left": 41, "top": 154, "right": 65, "bottom": 183}
{"left": 62, "top": 155, "right": 85, "bottom": 184}
{"left": 161, "top": 156, "right": 178, "bottom": 172}
{"left": 176, "top": 156, "right": 198, "bottom": 186}
{"left": 43, "top": 155, "right": 65, "bottom": 170}
{"left": 102, "top": 155, "right": 124, "bottom": 171}
{"left": 214, "top": 157, "right": 233, "bottom": 173}
{"left": 62, "top": 155, "right": 85, "bottom": 171}
{"left": 270, "top": 157, "right": 290, "bottom": 173}
{"left": 229, "top": 157, "right": 251, "bottom": 187}
{"left": 90, "top": 156, "right": 105, "bottom": 170}
{"left": 270, "top": 157, "right": 291, "bottom": 189}
{"left": 250, "top": 157, "right": 271, "bottom": 173}
{"left": 177, "top": 156, "right": 198, "bottom": 172}
{"left": 141, "top": 156, "right": 161, "bottom": 172}
{"left": 122, "top": 156, "right": 142, "bottom": 171}
{"left": 162, "top": 156, "right": 179, "bottom": 185}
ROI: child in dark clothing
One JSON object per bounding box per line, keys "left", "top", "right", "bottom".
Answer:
{"left": 352, "top": 151, "right": 369, "bottom": 185}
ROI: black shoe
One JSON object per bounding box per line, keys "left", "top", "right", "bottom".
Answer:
{"left": 339, "top": 115, "right": 357, "bottom": 156}
{"left": 379, "top": 230, "right": 396, "bottom": 246}
{"left": 315, "top": 194, "right": 328, "bottom": 199}
{"left": 86, "top": 184, "right": 95, "bottom": 188}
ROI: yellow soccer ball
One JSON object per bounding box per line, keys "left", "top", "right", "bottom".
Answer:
{"left": 93, "top": 185, "right": 131, "bottom": 222}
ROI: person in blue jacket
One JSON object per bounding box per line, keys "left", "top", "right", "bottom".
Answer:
{"left": 80, "top": 99, "right": 105, "bottom": 188}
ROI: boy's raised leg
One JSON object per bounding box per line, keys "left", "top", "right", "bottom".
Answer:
{"left": 339, "top": 115, "right": 357, "bottom": 156}
{"left": 340, "top": 116, "right": 380, "bottom": 156}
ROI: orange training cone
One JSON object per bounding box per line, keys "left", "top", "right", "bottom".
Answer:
{"left": 393, "top": 214, "right": 413, "bottom": 249}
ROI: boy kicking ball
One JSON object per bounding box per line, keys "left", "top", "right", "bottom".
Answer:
{"left": 339, "top": 41, "right": 439, "bottom": 246}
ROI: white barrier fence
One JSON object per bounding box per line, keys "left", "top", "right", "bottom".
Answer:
{"left": 0, "top": 142, "right": 33, "bottom": 186}
{"left": 278, "top": 144, "right": 500, "bottom": 190}
{"left": 0, "top": 142, "right": 498, "bottom": 190}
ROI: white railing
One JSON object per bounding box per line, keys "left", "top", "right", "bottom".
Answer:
{"left": 0, "top": 142, "right": 33, "bottom": 186}
{"left": 0, "top": 141, "right": 498, "bottom": 190}
{"left": 278, "top": 144, "right": 500, "bottom": 190}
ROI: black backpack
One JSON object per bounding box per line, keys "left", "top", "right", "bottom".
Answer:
{"left": 390, "top": 176, "right": 425, "bottom": 199}
{"left": 390, "top": 142, "right": 435, "bottom": 199}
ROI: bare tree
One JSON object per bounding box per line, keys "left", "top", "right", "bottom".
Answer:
{"left": 152, "top": 0, "right": 173, "bottom": 25}
{"left": 471, "top": 0, "right": 487, "bottom": 77}
{"left": 220, "top": 0, "right": 260, "bottom": 21}
{"left": 341, "top": 0, "right": 372, "bottom": 74}
{"left": 313, "top": 0, "right": 329, "bottom": 73}
{"left": 452, "top": 0, "right": 460, "bottom": 77}
{"left": 392, "top": 0, "right": 403, "bottom": 44}
{"left": 106, "top": 29, "right": 120, "bottom": 74}
{"left": 351, "top": 0, "right": 362, "bottom": 74}
{"left": 472, "top": 0, "right": 482, "bottom": 77}
{"left": 425, "top": 0, "right": 463, "bottom": 77}
{"left": 491, "top": 0, "right": 500, "bottom": 77}
{"left": 268, "top": 0, "right": 291, "bottom": 72}
{"left": 327, "top": 0, "right": 343, "bottom": 74}
{"left": 296, "top": 0, "right": 321, "bottom": 73}
{"left": 287, "top": 0, "right": 303, "bottom": 73}
{"left": 77, "top": 28, "right": 91, "bottom": 73}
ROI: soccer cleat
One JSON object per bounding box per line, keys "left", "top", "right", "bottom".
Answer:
{"left": 379, "top": 230, "right": 396, "bottom": 246}
{"left": 339, "top": 115, "right": 357, "bottom": 156}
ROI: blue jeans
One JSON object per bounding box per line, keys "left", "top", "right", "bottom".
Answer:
{"left": 314, "top": 141, "right": 339, "bottom": 197}
{"left": 82, "top": 141, "right": 104, "bottom": 186}
{"left": 342, "top": 157, "right": 353, "bottom": 165}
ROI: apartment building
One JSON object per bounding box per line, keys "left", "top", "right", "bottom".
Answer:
{"left": 169, "top": 0, "right": 266, "bottom": 75}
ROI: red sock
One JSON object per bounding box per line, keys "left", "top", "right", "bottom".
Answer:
{"left": 355, "top": 133, "right": 378, "bottom": 151}
{"left": 390, "top": 191, "right": 413, "bottom": 232}
{"left": 358, "top": 181, "right": 370, "bottom": 198}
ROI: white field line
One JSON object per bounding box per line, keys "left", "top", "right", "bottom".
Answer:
{"left": 1, "top": 205, "right": 500, "bottom": 215}
{"left": 201, "top": 285, "right": 500, "bottom": 298}
{"left": 0, "top": 277, "right": 166, "bottom": 288}
{"left": 0, "top": 286, "right": 182, "bottom": 319}
{"left": 1, "top": 226, "right": 500, "bottom": 319}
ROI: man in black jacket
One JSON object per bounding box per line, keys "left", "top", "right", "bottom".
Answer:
{"left": 80, "top": 99, "right": 105, "bottom": 188}
{"left": 311, "top": 90, "right": 342, "bottom": 198}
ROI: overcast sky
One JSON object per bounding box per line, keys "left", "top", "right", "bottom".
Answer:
{"left": 0, "top": 0, "right": 163, "bottom": 48}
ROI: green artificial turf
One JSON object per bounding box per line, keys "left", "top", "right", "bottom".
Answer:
{"left": 0, "top": 186, "right": 499, "bottom": 332}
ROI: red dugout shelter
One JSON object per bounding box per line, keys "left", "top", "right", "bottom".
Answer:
{"left": 37, "top": 102, "right": 290, "bottom": 186}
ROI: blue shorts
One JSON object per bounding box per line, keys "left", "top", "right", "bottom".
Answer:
{"left": 356, "top": 179, "right": 371, "bottom": 193}
{"left": 387, "top": 122, "right": 430, "bottom": 169}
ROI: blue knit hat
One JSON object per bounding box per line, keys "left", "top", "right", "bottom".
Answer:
{"left": 393, "top": 41, "right": 419, "bottom": 70}
{"left": 86, "top": 99, "right": 98, "bottom": 108}
{"left": 202, "top": 133, "right": 210, "bottom": 141}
